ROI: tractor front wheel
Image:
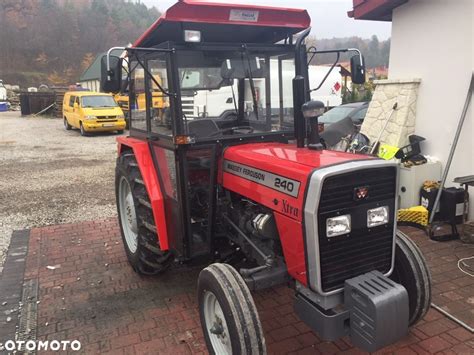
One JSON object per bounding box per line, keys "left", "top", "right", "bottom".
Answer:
{"left": 116, "top": 152, "right": 172, "bottom": 275}
{"left": 390, "top": 230, "right": 432, "bottom": 326}
{"left": 198, "top": 263, "right": 266, "bottom": 355}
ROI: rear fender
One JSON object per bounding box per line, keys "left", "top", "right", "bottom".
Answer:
{"left": 117, "top": 137, "right": 170, "bottom": 250}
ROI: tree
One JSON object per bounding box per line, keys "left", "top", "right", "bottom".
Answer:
{"left": 380, "top": 39, "right": 391, "bottom": 67}
{"left": 0, "top": 0, "right": 161, "bottom": 87}
{"left": 35, "top": 53, "right": 49, "bottom": 67}
{"left": 367, "top": 35, "right": 380, "bottom": 67}
{"left": 81, "top": 53, "right": 96, "bottom": 71}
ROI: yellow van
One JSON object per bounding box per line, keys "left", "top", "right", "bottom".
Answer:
{"left": 63, "top": 91, "right": 126, "bottom": 136}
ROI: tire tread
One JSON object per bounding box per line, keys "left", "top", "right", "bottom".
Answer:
{"left": 394, "top": 230, "right": 432, "bottom": 325}
{"left": 198, "top": 263, "right": 266, "bottom": 355}
{"left": 116, "top": 152, "right": 172, "bottom": 275}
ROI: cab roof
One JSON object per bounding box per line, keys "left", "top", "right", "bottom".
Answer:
{"left": 134, "top": 0, "right": 311, "bottom": 48}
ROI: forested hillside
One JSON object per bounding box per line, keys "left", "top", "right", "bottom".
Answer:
{"left": 0, "top": 0, "right": 390, "bottom": 88}
{"left": 0, "top": 0, "right": 160, "bottom": 87}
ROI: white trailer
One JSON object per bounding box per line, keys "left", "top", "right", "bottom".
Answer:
{"left": 184, "top": 63, "right": 342, "bottom": 119}
{"left": 308, "top": 65, "right": 343, "bottom": 108}
{"left": 0, "top": 80, "right": 7, "bottom": 101}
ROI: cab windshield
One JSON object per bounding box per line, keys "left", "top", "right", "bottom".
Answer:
{"left": 176, "top": 48, "right": 296, "bottom": 140}
{"left": 82, "top": 95, "right": 118, "bottom": 108}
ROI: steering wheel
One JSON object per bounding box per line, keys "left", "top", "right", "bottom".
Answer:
{"left": 209, "top": 126, "right": 254, "bottom": 137}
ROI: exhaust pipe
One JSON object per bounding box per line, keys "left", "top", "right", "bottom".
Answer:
{"left": 293, "top": 28, "right": 311, "bottom": 148}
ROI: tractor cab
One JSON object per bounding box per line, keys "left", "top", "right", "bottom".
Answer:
{"left": 103, "top": 0, "right": 315, "bottom": 259}
{"left": 103, "top": 1, "right": 431, "bottom": 354}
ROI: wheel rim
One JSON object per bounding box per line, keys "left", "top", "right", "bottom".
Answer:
{"left": 203, "top": 291, "right": 232, "bottom": 354}
{"left": 119, "top": 176, "right": 138, "bottom": 253}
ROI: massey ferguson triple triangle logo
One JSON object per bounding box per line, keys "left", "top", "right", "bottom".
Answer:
{"left": 354, "top": 186, "right": 369, "bottom": 201}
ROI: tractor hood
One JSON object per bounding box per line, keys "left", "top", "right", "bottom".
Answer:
{"left": 221, "top": 142, "right": 374, "bottom": 221}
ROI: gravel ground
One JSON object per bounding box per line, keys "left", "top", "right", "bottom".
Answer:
{"left": 0, "top": 111, "right": 120, "bottom": 271}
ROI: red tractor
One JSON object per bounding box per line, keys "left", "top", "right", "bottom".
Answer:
{"left": 101, "top": 1, "right": 431, "bottom": 353}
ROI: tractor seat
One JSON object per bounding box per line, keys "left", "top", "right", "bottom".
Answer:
{"left": 187, "top": 119, "right": 220, "bottom": 138}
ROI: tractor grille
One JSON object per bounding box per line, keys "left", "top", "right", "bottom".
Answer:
{"left": 317, "top": 166, "right": 397, "bottom": 292}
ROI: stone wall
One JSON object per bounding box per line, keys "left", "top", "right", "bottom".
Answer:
{"left": 360, "top": 78, "right": 421, "bottom": 147}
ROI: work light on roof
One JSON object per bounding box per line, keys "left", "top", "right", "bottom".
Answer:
{"left": 184, "top": 30, "right": 201, "bottom": 43}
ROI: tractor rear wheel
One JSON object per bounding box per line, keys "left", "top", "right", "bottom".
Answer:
{"left": 198, "top": 263, "right": 266, "bottom": 355}
{"left": 390, "top": 230, "right": 432, "bottom": 326}
{"left": 116, "top": 152, "right": 172, "bottom": 275}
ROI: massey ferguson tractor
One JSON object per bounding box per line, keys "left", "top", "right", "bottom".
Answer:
{"left": 101, "top": 1, "right": 431, "bottom": 353}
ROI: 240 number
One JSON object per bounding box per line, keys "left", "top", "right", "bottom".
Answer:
{"left": 274, "top": 178, "right": 295, "bottom": 193}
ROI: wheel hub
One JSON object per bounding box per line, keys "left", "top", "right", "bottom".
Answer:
{"left": 125, "top": 193, "right": 137, "bottom": 233}
{"left": 210, "top": 321, "right": 224, "bottom": 336}
{"left": 203, "top": 291, "right": 231, "bottom": 354}
{"left": 119, "top": 176, "right": 138, "bottom": 253}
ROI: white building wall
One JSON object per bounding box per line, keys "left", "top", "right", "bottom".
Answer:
{"left": 389, "top": 0, "right": 474, "bottom": 218}
{"left": 79, "top": 80, "right": 100, "bottom": 92}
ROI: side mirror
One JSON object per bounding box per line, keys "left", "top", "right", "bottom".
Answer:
{"left": 101, "top": 55, "right": 122, "bottom": 93}
{"left": 302, "top": 100, "right": 325, "bottom": 120}
{"left": 350, "top": 54, "right": 366, "bottom": 84}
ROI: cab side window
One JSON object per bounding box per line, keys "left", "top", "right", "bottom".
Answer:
{"left": 69, "top": 96, "right": 75, "bottom": 107}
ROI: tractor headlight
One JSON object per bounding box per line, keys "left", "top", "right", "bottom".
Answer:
{"left": 117, "top": 114, "right": 125, "bottom": 119}
{"left": 326, "top": 214, "right": 351, "bottom": 238}
{"left": 367, "top": 206, "right": 389, "bottom": 227}
{"left": 85, "top": 115, "right": 96, "bottom": 120}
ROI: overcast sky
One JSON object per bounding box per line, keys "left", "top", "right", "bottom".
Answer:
{"left": 140, "top": 0, "right": 392, "bottom": 40}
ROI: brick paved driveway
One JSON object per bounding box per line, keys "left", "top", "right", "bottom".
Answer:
{"left": 0, "top": 219, "right": 473, "bottom": 354}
